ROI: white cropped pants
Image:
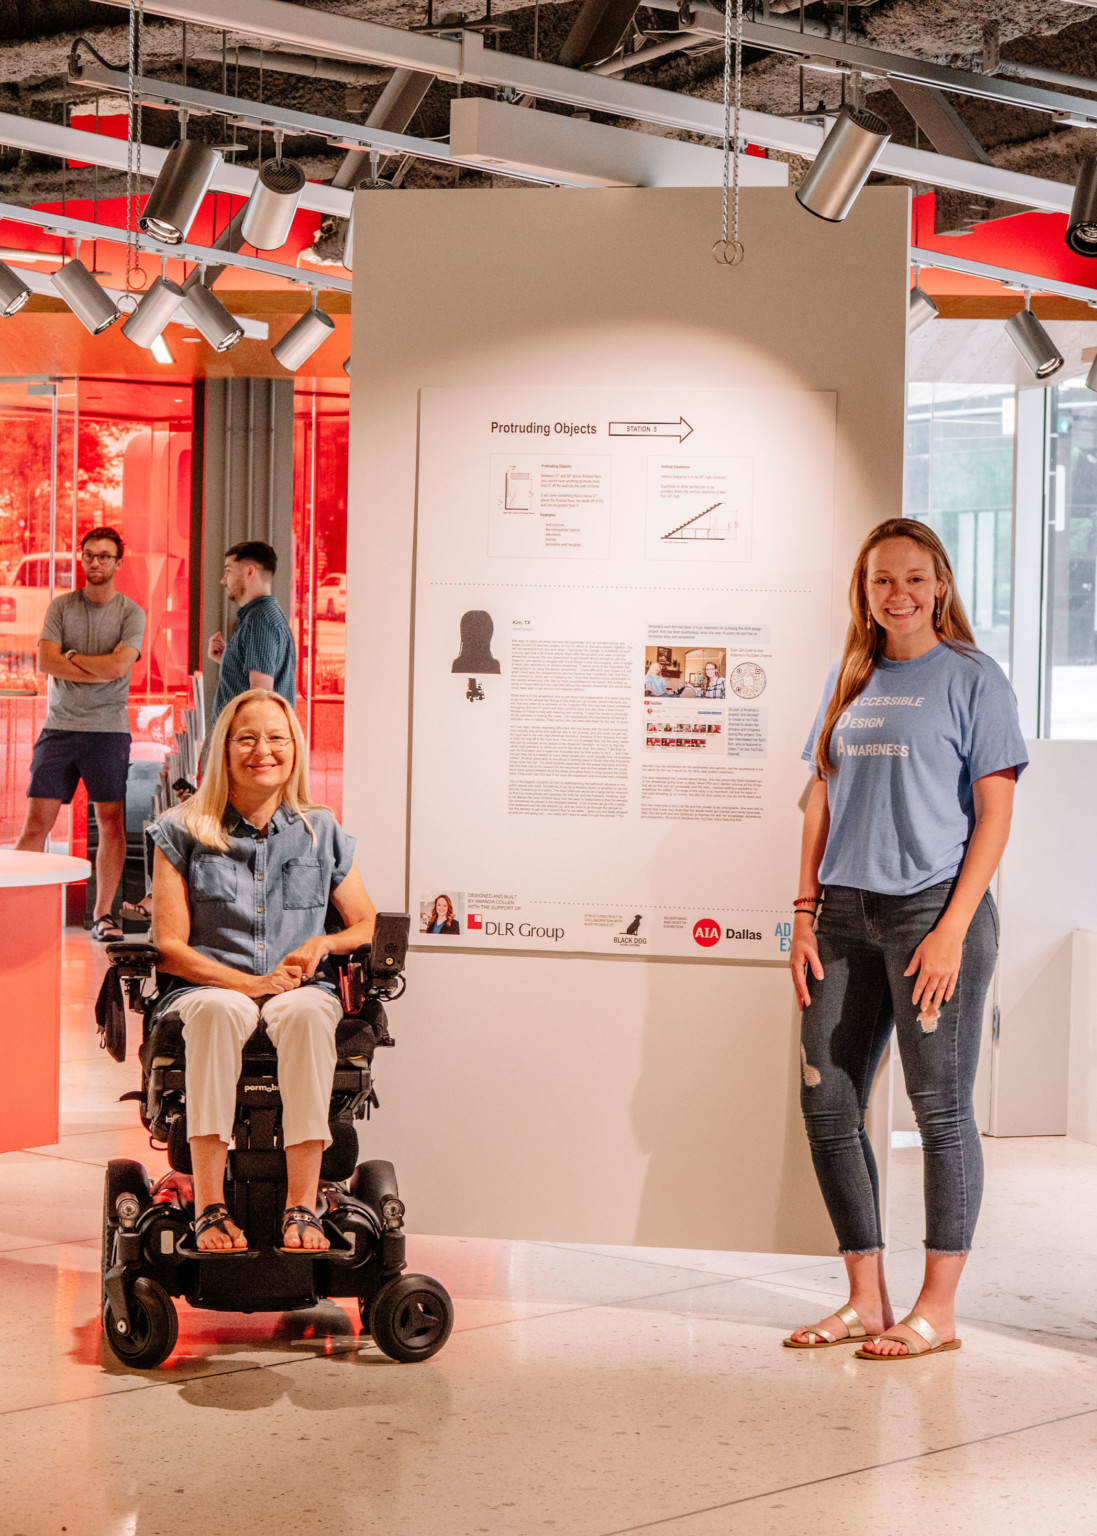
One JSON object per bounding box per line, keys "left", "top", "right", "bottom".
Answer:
{"left": 174, "top": 986, "right": 343, "bottom": 1148}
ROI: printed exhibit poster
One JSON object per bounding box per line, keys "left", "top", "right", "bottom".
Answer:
{"left": 408, "top": 387, "right": 835, "bottom": 960}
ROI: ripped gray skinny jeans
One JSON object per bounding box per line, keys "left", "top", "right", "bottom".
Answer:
{"left": 800, "top": 881, "right": 998, "bottom": 1256}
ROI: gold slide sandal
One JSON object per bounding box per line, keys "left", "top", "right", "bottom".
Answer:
{"left": 783, "top": 1303, "right": 867, "bottom": 1349}
{"left": 856, "top": 1311, "right": 962, "bottom": 1361}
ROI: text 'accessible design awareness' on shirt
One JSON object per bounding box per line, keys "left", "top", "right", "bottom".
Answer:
{"left": 803, "top": 643, "right": 1029, "bottom": 896}
{"left": 833, "top": 690, "right": 925, "bottom": 757}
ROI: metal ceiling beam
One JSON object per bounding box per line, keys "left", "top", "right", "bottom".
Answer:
{"left": 331, "top": 68, "right": 435, "bottom": 189}
{"left": 592, "top": 34, "right": 721, "bottom": 77}
{"left": 190, "top": 43, "right": 390, "bottom": 86}
{"left": 64, "top": 61, "right": 560, "bottom": 187}
{"left": 887, "top": 81, "right": 991, "bottom": 165}
{"left": 85, "top": 0, "right": 1084, "bottom": 214}
{"left": 663, "top": 5, "right": 1097, "bottom": 124}
{"left": 559, "top": 0, "right": 645, "bottom": 70}
{"left": 0, "top": 199, "right": 352, "bottom": 292}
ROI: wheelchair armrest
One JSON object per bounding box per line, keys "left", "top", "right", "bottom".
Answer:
{"left": 105, "top": 941, "right": 159, "bottom": 977}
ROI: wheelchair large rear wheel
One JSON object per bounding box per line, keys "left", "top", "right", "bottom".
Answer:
{"left": 102, "top": 1276, "right": 178, "bottom": 1370}
{"left": 367, "top": 1274, "right": 454, "bottom": 1363}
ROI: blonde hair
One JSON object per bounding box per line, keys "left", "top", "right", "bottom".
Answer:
{"left": 815, "top": 518, "right": 976, "bottom": 778}
{"left": 174, "top": 689, "right": 323, "bottom": 850}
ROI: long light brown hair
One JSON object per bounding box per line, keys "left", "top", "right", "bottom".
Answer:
{"left": 171, "top": 689, "right": 324, "bottom": 850}
{"left": 814, "top": 518, "right": 976, "bottom": 777}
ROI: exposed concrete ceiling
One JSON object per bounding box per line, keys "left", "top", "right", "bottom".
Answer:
{"left": 1, "top": 0, "right": 1096, "bottom": 237}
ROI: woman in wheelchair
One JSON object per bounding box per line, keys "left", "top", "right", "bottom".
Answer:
{"left": 149, "top": 688, "right": 377, "bottom": 1255}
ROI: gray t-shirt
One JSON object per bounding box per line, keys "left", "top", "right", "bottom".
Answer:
{"left": 802, "top": 643, "right": 1028, "bottom": 895}
{"left": 41, "top": 589, "right": 146, "bottom": 734}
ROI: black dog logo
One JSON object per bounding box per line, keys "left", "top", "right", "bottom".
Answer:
{"left": 624, "top": 915, "right": 641, "bottom": 935}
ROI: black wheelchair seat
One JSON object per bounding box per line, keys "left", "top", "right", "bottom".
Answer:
{"left": 96, "top": 914, "right": 453, "bottom": 1370}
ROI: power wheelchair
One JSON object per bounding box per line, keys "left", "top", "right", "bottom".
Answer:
{"left": 96, "top": 912, "right": 453, "bottom": 1370}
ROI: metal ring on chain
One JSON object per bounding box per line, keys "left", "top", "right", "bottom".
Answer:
{"left": 712, "top": 239, "right": 745, "bottom": 266}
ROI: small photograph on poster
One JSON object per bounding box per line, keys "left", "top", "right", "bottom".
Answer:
{"left": 644, "top": 712, "right": 724, "bottom": 757}
{"left": 419, "top": 891, "right": 466, "bottom": 936}
{"left": 643, "top": 644, "right": 727, "bottom": 698}
{"left": 645, "top": 456, "right": 753, "bottom": 563}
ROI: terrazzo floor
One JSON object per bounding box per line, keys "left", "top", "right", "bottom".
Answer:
{"left": 1, "top": 933, "right": 1096, "bottom": 1536}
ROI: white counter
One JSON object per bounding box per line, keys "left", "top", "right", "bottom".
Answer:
{"left": 0, "top": 851, "right": 92, "bottom": 888}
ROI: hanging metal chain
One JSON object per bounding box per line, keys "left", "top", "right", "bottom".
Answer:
{"left": 713, "top": 0, "right": 744, "bottom": 265}
{"left": 125, "top": 0, "right": 147, "bottom": 291}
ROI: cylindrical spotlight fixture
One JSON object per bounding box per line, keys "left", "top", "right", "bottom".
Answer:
{"left": 50, "top": 258, "right": 120, "bottom": 334}
{"left": 139, "top": 139, "right": 221, "bottom": 244}
{"left": 795, "top": 106, "right": 891, "bottom": 223}
{"left": 1067, "top": 157, "right": 1097, "bottom": 256}
{"left": 1005, "top": 301, "right": 1063, "bottom": 380}
{"left": 909, "top": 284, "right": 939, "bottom": 333}
{"left": 241, "top": 159, "right": 307, "bottom": 251}
{"left": 0, "top": 259, "right": 31, "bottom": 316}
{"left": 271, "top": 298, "right": 335, "bottom": 371}
{"left": 341, "top": 209, "right": 354, "bottom": 272}
{"left": 122, "top": 275, "right": 185, "bottom": 349}
{"left": 343, "top": 356, "right": 351, "bottom": 377}
{"left": 180, "top": 281, "right": 243, "bottom": 352}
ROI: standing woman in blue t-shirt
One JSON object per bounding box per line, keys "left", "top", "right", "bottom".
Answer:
{"left": 785, "top": 518, "right": 1027, "bottom": 1361}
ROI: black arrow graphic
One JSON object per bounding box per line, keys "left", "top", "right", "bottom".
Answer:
{"left": 608, "top": 416, "right": 693, "bottom": 443}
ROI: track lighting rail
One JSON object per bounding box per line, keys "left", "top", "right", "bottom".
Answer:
{"left": 83, "top": 1, "right": 1082, "bottom": 216}
{"left": 0, "top": 199, "right": 352, "bottom": 294}
{"left": 910, "top": 246, "right": 1097, "bottom": 310}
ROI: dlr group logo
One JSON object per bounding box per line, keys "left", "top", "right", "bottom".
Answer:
{"left": 692, "top": 919, "right": 721, "bottom": 948}
{"left": 775, "top": 920, "right": 792, "bottom": 953}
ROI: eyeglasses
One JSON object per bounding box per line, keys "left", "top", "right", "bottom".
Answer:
{"left": 82, "top": 551, "right": 118, "bottom": 564}
{"left": 228, "top": 733, "right": 292, "bottom": 754}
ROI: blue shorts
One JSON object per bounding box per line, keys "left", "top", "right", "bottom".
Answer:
{"left": 28, "top": 729, "right": 131, "bottom": 804}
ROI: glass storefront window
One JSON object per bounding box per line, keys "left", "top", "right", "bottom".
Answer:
{"left": 292, "top": 382, "right": 348, "bottom": 817}
{"left": 1044, "top": 379, "right": 1097, "bottom": 738}
{"left": 0, "top": 376, "right": 193, "bottom": 846}
{"left": 905, "top": 384, "right": 1016, "bottom": 669}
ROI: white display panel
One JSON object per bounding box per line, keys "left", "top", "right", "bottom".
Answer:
{"left": 409, "top": 385, "right": 835, "bottom": 961}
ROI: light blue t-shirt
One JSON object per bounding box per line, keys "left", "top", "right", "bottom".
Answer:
{"left": 802, "top": 643, "right": 1028, "bottom": 896}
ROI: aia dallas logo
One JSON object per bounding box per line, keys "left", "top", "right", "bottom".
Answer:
{"left": 692, "top": 918, "right": 721, "bottom": 948}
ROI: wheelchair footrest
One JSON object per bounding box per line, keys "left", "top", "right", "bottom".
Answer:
{"left": 173, "top": 1235, "right": 260, "bottom": 1260}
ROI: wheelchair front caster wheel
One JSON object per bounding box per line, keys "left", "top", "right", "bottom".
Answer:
{"left": 102, "top": 1276, "right": 178, "bottom": 1369}
{"left": 367, "top": 1274, "right": 454, "bottom": 1363}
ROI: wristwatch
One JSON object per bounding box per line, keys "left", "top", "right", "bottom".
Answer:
{"left": 64, "top": 649, "right": 77, "bottom": 660}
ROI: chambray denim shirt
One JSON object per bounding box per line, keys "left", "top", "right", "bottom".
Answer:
{"left": 148, "top": 803, "right": 356, "bottom": 995}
